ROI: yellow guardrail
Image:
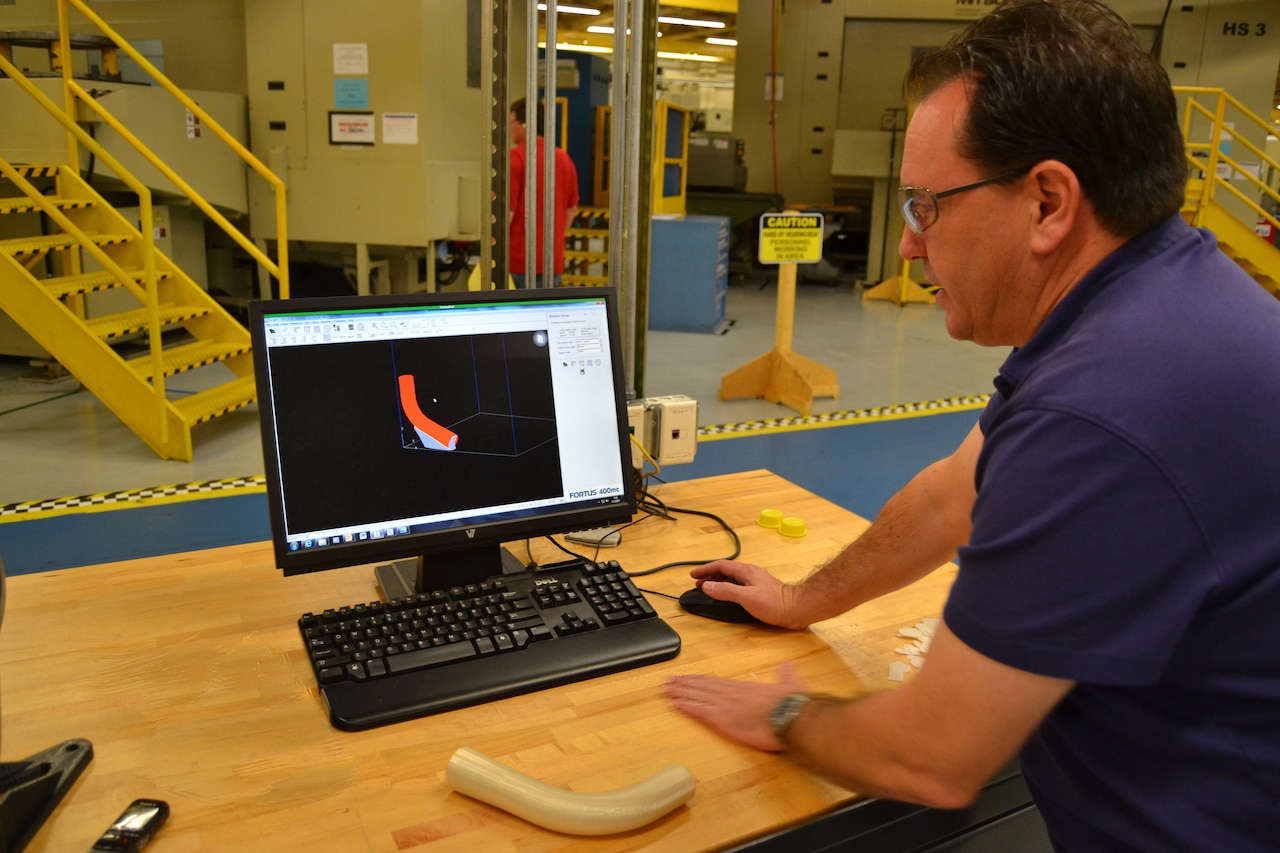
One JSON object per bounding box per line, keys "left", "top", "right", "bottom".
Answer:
{"left": 1174, "top": 86, "right": 1280, "bottom": 235}
{"left": 58, "top": 0, "right": 290, "bottom": 298}
{"left": 0, "top": 54, "right": 169, "bottom": 441}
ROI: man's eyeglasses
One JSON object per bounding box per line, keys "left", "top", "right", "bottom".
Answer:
{"left": 898, "top": 168, "right": 1030, "bottom": 234}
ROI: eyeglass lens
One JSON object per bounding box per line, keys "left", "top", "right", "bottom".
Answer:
{"left": 899, "top": 189, "right": 934, "bottom": 234}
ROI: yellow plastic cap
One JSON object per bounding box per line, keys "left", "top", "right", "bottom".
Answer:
{"left": 757, "top": 509, "right": 783, "bottom": 528}
{"left": 779, "top": 517, "right": 807, "bottom": 538}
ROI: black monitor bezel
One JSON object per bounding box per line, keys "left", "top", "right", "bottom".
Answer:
{"left": 248, "top": 286, "right": 637, "bottom": 580}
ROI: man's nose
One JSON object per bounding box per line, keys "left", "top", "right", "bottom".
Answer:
{"left": 898, "top": 225, "right": 924, "bottom": 263}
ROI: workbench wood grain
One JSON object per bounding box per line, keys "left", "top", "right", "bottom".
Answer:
{"left": 1, "top": 470, "right": 956, "bottom": 851}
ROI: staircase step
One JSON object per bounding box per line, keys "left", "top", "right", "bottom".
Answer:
{"left": 45, "top": 268, "right": 171, "bottom": 298}
{"left": 0, "top": 232, "right": 132, "bottom": 256}
{"left": 2, "top": 165, "right": 61, "bottom": 179}
{"left": 173, "top": 375, "right": 257, "bottom": 426}
{"left": 128, "top": 340, "right": 251, "bottom": 381}
{"left": 0, "top": 196, "right": 96, "bottom": 215}
{"left": 86, "top": 303, "right": 210, "bottom": 341}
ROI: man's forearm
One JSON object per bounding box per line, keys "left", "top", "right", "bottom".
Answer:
{"left": 791, "top": 423, "right": 980, "bottom": 625}
{"left": 778, "top": 620, "right": 1073, "bottom": 809}
{"left": 782, "top": 690, "right": 976, "bottom": 808}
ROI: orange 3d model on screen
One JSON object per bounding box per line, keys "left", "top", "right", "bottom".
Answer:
{"left": 398, "top": 373, "right": 460, "bottom": 451}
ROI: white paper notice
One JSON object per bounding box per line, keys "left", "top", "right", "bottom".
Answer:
{"left": 383, "top": 113, "right": 419, "bottom": 145}
{"left": 333, "top": 43, "right": 369, "bottom": 75}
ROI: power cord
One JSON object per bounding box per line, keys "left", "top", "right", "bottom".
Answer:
{"left": 536, "top": 434, "right": 742, "bottom": 583}
{"left": 626, "top": 487, "right": 741, "bottom": 578}
{"left": 538, "top": 484, "right": 741, "bottom": 578}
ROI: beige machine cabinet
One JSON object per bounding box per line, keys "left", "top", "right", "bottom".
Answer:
{"left": 0, "top": 79, "right": 249, "bottom": 215}
{"left": 244, "top": 0, "right": 484, "bottom": 285}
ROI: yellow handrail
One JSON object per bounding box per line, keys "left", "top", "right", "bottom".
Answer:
{"left": 0, "top": 53, "right": 168, "bottom": 441}
{"left": 1173, "top": 86, "right": 1280, "bottom": 235}
{"left": 67, "top": 82, "right": 279, "bottom": 279}
{"left": 58, "top": 0, "right": 290, "bottom": 297}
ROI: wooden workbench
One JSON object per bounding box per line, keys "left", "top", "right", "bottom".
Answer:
{"left": 0, "top": 470, "right": 956, "bottom": 851}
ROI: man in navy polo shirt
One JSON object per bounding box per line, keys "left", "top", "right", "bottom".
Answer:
{"left": 665, "top": 1, "right": 1280, "bottom": 848}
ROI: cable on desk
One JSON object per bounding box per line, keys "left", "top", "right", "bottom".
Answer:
{"left": 626, "top": 486, "right": 741, "bottom": 578}
{"left": 540, "top": 486, "right": 740, "bottom": 580}
{"left": 637, "top": 586, "right": 681, "bottom": 602}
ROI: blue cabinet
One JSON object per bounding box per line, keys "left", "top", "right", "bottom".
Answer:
{"left": 648, "top": 215, "right": 730, "bottom": 334}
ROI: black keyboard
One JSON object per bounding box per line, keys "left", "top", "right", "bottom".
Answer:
{"left": 299, "top": 559, "right": 682, "bottom": 730}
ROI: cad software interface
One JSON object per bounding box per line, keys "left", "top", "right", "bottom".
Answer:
{"left": 259, "top": 295, "right": 628, "bottom": 555}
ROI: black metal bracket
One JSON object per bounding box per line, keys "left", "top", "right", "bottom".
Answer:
{"left": 0, "top": 738, "right": 94, "bottom": 852}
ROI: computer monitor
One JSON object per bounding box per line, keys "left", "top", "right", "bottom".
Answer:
{"left": 248, "top": 286, "right": 636, "bottom": 597}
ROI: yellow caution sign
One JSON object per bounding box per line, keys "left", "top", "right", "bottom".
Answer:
{"left": 758, "top": 212, "right": 824, "bottom": 264}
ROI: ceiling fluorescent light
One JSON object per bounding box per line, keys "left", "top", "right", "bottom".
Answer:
{"left": 586, "top": 25, "right": 648, "bottom": 35}
{"left": 657, "top": 16, "right": 725, "bottom": 29}
{"left": 550, "top": 42, "right": 614, "bottom": 54}
{"left": 705, "top": 37, "right": 737, "bottom": 46}
{"left": 538, "top": 4, "right": 601, "bottom": 14}
{"left": 656, "top": 51, "right": 723, "bottom": 63}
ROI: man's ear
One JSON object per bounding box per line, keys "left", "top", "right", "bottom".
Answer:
{"left": 1027, "top": 160, "right": 1081, "bottom": 255}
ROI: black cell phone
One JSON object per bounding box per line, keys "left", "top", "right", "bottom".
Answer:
{"left": 91, "top": 798, "right": 169, "bottom": 851}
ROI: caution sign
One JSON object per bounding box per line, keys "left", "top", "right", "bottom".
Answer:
{"left": 758, "top": 212, "right": 824, "bottom": 264}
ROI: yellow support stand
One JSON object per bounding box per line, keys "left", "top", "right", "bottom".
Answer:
{"left": 863, "top": 257, "right": 937, "bottom": 305}
{"left": 719, "top": 261, "right": 839, "bottom": 416}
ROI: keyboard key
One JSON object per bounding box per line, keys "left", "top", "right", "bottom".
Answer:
{"left": 318, "top": 665, "right": 344, "bottom": 685}
{"left": 385, "top": 641, "right": 477, "bottom": 674}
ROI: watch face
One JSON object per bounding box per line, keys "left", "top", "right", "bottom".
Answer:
{"left": 769, "top": 693, "right": 810, "bottom": 740}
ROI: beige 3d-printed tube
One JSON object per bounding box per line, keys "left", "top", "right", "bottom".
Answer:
{"left": 444, "top": 746, "right": 696, "bottom": 835}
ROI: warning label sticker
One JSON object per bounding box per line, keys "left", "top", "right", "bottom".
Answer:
{"left": 758, "top": 212, "right": 824, "bottom": 264}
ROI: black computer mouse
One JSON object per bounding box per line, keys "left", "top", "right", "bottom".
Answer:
{"left": 678, "top": 587, "right": 756, "bottom": 623}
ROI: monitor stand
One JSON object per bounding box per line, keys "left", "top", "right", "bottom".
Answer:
{"left": 0, "top": 738, "right": 94, "bottom": 852}
{"left": 374, "top": 543, "right": 529, "bottom": 601}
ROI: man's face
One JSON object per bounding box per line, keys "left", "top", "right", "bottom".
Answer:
{"left": 510, "top": 112, "right": 526, "bottom": 147}
{"left": 898, "top": 79, "right": 1032, "bottom": 346}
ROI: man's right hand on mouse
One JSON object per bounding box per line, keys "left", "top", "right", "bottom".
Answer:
{"left": 691, "top": 560, "right": 807, "bottom": 629}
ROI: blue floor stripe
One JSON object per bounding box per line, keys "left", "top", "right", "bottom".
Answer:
{"left": 0, "top": 494, "right": 271, "bottom": 576}
{"left": 0, "top": 411, "right": 978, "bottom": 575}
{"left": 661, "top": 409, "right": 977, "bottom": 521}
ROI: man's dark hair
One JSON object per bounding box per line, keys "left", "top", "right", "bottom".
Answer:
{"left": 904, "top": 0, "right": 1186, "bottom": 238}
{"left": 510, "top": 97, "right": 546, "bottom": 137}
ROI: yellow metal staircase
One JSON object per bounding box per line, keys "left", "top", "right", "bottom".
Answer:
{"left": 0, "top": 0, "right": 288, "bottom": 461}
{"left": 564, "top": 207, "right": 610, "bottom": 287}
{"left": 1183, "top": 178, "right": 1280, "bottom": 294}
{"left": 1175, "top": 86, "right": 1280, "bottom": 296}
{"left": 0, "top": 163, "right": 255, "bottom": 460}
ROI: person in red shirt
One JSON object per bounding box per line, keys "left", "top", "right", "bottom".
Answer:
{"left": 509, "top": 97, "right": 579, "bottom": 288}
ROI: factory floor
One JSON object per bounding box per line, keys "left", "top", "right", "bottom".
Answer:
{"left": 0, "top": 274, "right": 1008, "bottom": 573}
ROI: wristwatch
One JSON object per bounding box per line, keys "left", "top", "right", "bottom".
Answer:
{"left": 768, "top": 693, "right": 815, "bottom": 745}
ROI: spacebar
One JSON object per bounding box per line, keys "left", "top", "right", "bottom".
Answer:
{"left": 386, "top": 642, "right": 477, "bottom": 673}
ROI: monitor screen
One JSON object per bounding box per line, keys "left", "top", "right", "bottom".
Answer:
{"left": 249, "top": 286, "right": 636, "bottom": 596}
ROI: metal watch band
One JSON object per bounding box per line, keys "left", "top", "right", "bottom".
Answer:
{"left": 768, "top": 693, "right": 814, "bottom": 744}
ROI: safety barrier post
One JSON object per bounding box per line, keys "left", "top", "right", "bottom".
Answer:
{"left": 720, "top": 210, "right": 838, "bottom": 416}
